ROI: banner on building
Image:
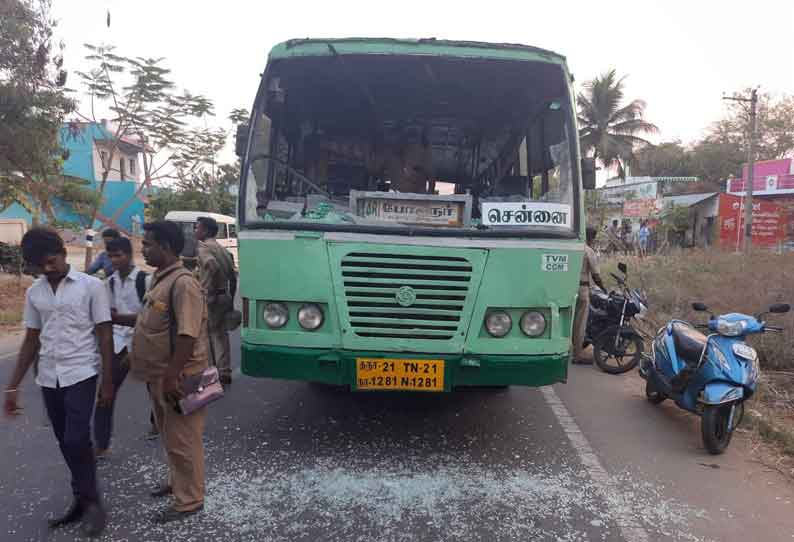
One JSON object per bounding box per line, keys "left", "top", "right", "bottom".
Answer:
{"left": 718, "top": 194, "right": 783, "bottom": 249}
{"left": 622, "top": 198, "right": 661, "bottom": 218}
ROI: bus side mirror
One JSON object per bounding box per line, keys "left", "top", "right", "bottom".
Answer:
{"left": 235, "top": 123, "right": 249, "bottom": 158}
{"left": 581, "top": 158, "right": 596, "bottom": 190}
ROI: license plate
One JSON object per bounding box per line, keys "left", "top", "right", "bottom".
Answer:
{"left": 355, "top": 358, "right": 445, "bottom": 391}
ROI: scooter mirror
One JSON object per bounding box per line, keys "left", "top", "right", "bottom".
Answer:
{"left": 692, "top": 302, "right": 708, "bottom": 312}
{"left": 769, "top": 303, "right": 791, "bottom": 314}
{"left": 618, "top": 262, "right": 628, "bottom": 274}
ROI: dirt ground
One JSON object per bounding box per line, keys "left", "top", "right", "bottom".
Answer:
{"left": 0, "top": 274, "right": 32, "bottom": 331}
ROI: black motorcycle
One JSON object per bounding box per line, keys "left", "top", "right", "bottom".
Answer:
{"left": 584, "top": 262, "right": 648, "bottom": 374}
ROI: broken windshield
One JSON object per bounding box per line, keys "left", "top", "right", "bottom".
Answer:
{"left": 241, "top": 54, "right": 578, "bottom": 235}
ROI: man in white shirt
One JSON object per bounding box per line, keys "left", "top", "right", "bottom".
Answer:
{"left": 3, "top": 227, "right": 114, "bottom": 537}
{"left": 93, "top": 237, "right": 150, "bottom": 458}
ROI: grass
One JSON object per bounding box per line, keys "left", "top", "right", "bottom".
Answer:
{"left": 603, "top": 248, "right": 794, "bottom": 462}
{"left": 0, "top": 273, "right": 32, "bottom": 330}
{"left": 603, "top": 248, "right": 794, "bottom": 370}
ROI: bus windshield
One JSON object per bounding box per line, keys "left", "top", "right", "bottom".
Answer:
{"left": 241, "top": 54, "right": 578, "bottom": 236}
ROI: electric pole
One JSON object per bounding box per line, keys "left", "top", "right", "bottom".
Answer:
{"left": 723, "top": 88, "right": 759, "bottom": 253}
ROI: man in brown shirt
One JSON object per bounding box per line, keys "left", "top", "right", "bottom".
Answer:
{"left": 572, "top": 227, "right": 606, "bottom": 364}
{"left": 130, "top": 221, "right": 209, "bottom": 523}
{"left": 194, "top": 217, "right": 236, "bottom": 385}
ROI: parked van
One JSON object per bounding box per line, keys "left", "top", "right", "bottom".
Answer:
{"left": 164, "top": 211, "right": 238, "bottom": 270}
{"left": 0, "top": 219, "right": 27, "bottom": 245}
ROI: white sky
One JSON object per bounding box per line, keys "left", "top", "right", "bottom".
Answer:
{"left": 53, "top": 0, "right": 794, "bottom": 165}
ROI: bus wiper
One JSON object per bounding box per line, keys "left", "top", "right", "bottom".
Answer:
{"left": 248, "top": 154, "right": 330, "bottom": 198}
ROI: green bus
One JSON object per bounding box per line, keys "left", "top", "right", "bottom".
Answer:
{"left": 236, "top": 38, "right": 595, "bottom": 392}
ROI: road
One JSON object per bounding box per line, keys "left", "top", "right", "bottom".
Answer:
{"left": 1, "top": 333, "right": 793, "bottom": 542}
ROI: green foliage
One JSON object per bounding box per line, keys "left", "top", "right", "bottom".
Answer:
{"left": 147, "top": 161, "right": 238, "bottom": 221}
{"left": 0, "top": 0, "right": 76, "bottom": 224}
{"left": 76, "top": 43, "right": 218, "bottom": 230}
{"left": 577, "top": 69, "right": 658, "bottom": 178}
{"left": 634, "top": 91, "right": 794, "bottom": 186}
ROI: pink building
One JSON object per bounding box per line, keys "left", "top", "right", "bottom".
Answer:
{"left": 727, "top": 158, "right": 794, "bottom": 196}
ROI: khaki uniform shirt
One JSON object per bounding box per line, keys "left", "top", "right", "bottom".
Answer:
{"left": 130, "top": 261, "right": 209, "bottom": 382}
{"left": 579, "top": 245, "right": 600, "bottom": 285}
{"left": 197, "top": 240, "right": 234, "bottom": 302}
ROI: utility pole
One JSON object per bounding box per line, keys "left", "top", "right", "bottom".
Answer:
{"left": 723, "top": 88, "right": 759, "bottom": 253}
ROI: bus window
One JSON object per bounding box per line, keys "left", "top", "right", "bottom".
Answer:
{"left": 228, "top": 224, "right": 237, "bottom": 238}
{"left": 217, "top": 223, "right": 228, "bottom": 239}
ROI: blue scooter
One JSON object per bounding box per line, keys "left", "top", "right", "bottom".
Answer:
{"left": 640, "top": 301, "right": 790, "bottom": 454}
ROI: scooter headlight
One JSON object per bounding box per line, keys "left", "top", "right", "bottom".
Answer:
{"left": 716, "top": 318, "right": 747, "bottom": 337}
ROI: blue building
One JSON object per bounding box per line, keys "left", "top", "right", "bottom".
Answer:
{"left": 1, "top": 121, "right": 147, "bottom": 234}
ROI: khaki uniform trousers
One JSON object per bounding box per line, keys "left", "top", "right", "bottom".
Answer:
{"left": 208, "top": 310, "right": 231, "bottom": 379}
{"left": 572, "top": 285, "right": 590, "bottom": 361}
{"left": 149, "top": 379, "right": 206, "bottom": 512}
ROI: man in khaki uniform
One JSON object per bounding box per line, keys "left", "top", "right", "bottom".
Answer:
{"left": 130, "top": 221, "right": 209, "bottom": 523}
{"left": 194, "top": 217, "right": 236, "bottom": 385}
{"left": 572, "top": 227, "right": 606, "bottom": 364}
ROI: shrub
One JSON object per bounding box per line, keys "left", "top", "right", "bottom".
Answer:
{"left": 606, "top": 249, "right": 794, "bottom": 370}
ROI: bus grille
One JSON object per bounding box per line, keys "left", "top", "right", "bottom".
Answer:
{"left": 341, "top": 252, "right": 473, "bottom": 340}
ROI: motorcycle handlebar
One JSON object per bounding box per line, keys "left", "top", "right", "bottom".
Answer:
{"left": 765, "top": 325, "right": 784, "bottom": 332}
{"left": 610, "top": 272, "right": 625, "bottom": 284}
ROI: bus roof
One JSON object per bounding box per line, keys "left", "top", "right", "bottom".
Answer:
{"left": 268, "top": 37, "right": 567, "bottom": 66}
{"left": 164, "top": 211, "right": 236, "bottom": 223}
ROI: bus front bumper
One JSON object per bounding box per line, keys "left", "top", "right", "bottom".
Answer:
{"left": 241, "top": 343, "right": 568, "bottom": 390}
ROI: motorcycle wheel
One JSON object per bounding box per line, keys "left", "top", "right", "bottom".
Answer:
{"left": 592, "top": 326, "right": 643, "bottom": 375}
{"left": 645, "top": 379, "right": 666, "bottom": 404}
{"left": 701, "top": 404, "right": 734, "bottom": 455}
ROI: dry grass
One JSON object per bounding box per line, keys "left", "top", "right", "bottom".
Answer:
{"left": 604, "top": 248, "right": 794, "bottom": 463}
{"left": 0, "top": 273, "right": 32, "bottom": 331}
{"left": 604, "top": 248, "right": 794, "bottom": 370}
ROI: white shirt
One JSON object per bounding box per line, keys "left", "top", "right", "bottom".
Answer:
{"left": 23, "top": 268, "right": 112, "bottom": 388}
{"left": 107, "top": 267, "right": 150, "bottom": 354}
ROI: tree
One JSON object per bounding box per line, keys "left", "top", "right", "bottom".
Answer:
{"left": 712, "top": 90, "right": 794, "bottom": 162}
{"left": 0, "top": 0, "right": 82, "bottom": 224}
{"left": 577, "top": 69, "right": 658, "bottom": 178}
{"left": 76, "top": 43, "right": 215, "bottom": 266}
{"left": 146, "top": 162, "right": 238, "bottom": 221}
{"left": 632, "top": 141, "right": 691, "bottom": 178}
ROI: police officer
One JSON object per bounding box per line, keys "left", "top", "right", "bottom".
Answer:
{"left": 194, "top": 216, "right": 236, "bottom": 386}
{"left": 129, "top": 221, "right": 209, "bottom": 523}
{"left": 572, "top": 227, "right": 606, "bottom": 364}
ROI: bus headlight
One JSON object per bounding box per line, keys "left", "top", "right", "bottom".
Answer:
{"left": 263, "top": 302, "right": 289, "bottom": 329}
{"left": 520, "top": 311, "right": 546, "bottom": 337}
{"left": 485, "top": 311, "right": 512, "bottom": 337}
{"left": 298, "top": 304, "right": 324, "bottom": 330}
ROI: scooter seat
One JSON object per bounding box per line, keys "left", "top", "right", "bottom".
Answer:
{"left": 671, "top": 323, "right": 708, "bottom": 365}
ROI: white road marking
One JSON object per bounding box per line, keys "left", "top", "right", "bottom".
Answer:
{"left": 542, "top": 385, "right": 651, "bottom": 542}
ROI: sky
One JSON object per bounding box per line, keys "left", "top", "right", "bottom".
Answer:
{"left": 51, "top": 0, "right": 794, "bottom": 165}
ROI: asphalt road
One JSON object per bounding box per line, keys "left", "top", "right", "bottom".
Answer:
{"left": 1, "top": 335, "right": 793, "bottom": 542}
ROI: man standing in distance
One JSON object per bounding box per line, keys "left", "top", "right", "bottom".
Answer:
{"left": 195, "top": 216, "right": 237, "bottom": 386}
{"left": 4, "top": 227, "right": 113, "bottom": 537}
{"left": 94, "top": 237, "right": 150, "bottom": 459}
{"left": 572, "top": 227, "right": 606, "bottom": 364}
{"left": 130, "top": 221, "right": 209, "bottom": 523}
{"left": 87, "top": 228, "right": 121, "bottom": 277}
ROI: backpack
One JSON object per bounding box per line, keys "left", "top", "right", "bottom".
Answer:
{"left": 109, "top": 270, "right": 149, "bottom": 304}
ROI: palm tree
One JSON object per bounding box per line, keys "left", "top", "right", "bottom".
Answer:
{"left": 577, "top": 69, "right": 658, "bottom": 179}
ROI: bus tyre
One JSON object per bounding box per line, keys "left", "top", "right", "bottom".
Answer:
{"left": 701, "top": 404, "right": 733, "bottom": 455}
{"left": 645, "top": 379, "right": 666, "bottom": 404}
{"left": 592, "top": 326, "right": 643, "bottom": 375}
